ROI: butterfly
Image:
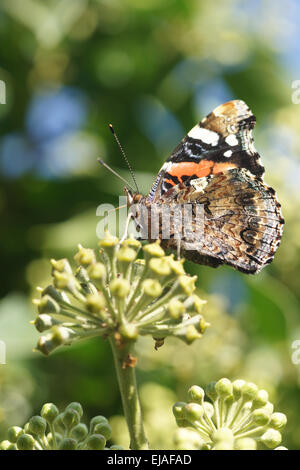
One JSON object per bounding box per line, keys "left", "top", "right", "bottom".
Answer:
{"left": 124, "top": 100, "right": 284, "bottom": 274}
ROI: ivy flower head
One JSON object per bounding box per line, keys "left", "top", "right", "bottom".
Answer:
{"left": 173, "top": 378, "right": 287, "bottom": 450}
{"left": 32, "top": 233, "right": 209, "bottom": 356}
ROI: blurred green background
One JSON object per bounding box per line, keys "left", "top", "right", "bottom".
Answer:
{"left": 0, "top": 0, "right": 300, "bottom": 449}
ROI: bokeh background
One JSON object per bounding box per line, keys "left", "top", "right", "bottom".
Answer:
{"left": 0, "top": 0, "right": 300, "bottom": 449}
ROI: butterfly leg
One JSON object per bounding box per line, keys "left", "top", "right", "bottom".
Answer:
{"left": 177, "top": 238, "right": 181, "bottom": 260}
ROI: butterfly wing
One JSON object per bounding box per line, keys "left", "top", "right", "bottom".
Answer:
{"left": 147, "top": 100, "right": 265, "bottom": 203}
{"left": 154, "top": 169, "right": 284, "bottom": 274}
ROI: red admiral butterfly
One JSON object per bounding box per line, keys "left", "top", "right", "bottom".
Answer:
{"left": 124, "top": 100, "right": 284, "bottom": 274}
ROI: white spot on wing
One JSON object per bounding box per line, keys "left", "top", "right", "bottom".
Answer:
{"left": 188, "top": 126, "right": 219, "bottom": 146}
{"left": 224, "top": 150, "right": 233, "bottom": 158}
{"left": 225, "top": 134, "right": 238, "bottom": 146}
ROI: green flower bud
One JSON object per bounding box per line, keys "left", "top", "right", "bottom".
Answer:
{"left": 90, "top": 416, "right": 108, "bottom": 432}
{"left": 17, "top": 434, "right": 35, "bottom": 450}
{"left": 168, "top": 298, "right": 185, "bottom": 319}
{"left": 86, "top": 293, "right": 106, "bottom": 313}
{"left": 206, "top": 382, "right": 218, "bottom": 401}
{"left": 168, "top": 256, "right": 185, "bottom": 275}
{"left": 53, "top": 271, "right": 79, "bottom": 292}
{"left": 241, "top": 382, "right": 258, "bottom": 401}
{"left": 149, "top": 257, "right": 171, "bottom": 276}
{"left": 0, "top": 440, "right": 12, "bottom": 450}
{"left": 109, "top": 278, "right": 130, "bottom": 298}
{"left": 62, "top": 409, "right": 80, "bottom": 430}
{"left": 86, "top": 434, "right": 106, "bottom": 450}
{"left": 215, "top": 378, "right": 233, "bottom": 398}
{"left": 34, "top": 314, "right": 59, "bottom": 332}
{"left": 66, "top": 402, "right": 83, "bottom": 418}
{"left": 93, "top": 422, "right": 112, "bottom": 441}
{"left": 269, "top": 413, "right": 287, "bottom": 430}
{"left": 74, "top": 245, "right": 96, "bottom": 266}
{"left": 252, "top": 389, "right": 269, "bottom": 409}
{"left": 188, "top": 385, "right": 205, "bottom": 404}
{"left": 98, "top": 233, "right": 119, "bottom": 248}
{"left": 143, "top": 241, "right": 165, "bottom": 258}
{"left": 7, "top": 426, "right": 23, "bottom": 443}
{"left": 252, "top": 408, "right": 271, "bottom": 426}
{"left": 116, "top": 246, "right": 137, "bottom": 263}
{"left": 58, "top": 438, "right": 77, "bottom": 450}
{"left": 28, "top": 416, "right": 47, "bottom": 437}
{"left": 70, "top": 424, "right": 88, "bottom": 441}
{"left": 41, "top": 403, "right": 59, "bottom": 424}
{"left": 173, "top": 402, "right": 186, "bottom": 420}
{"left": 178, "top": 275, "right": 197, "bottom": 296}
{"left": 142, "top": 279, "right": 163, "bottom": 297}
{"left": 261, "top": 429, "right": 282, "bottom": 449}
{"left": 36, "top": 295, "right": 61, "bottom": 315}
{"left": 232, "top": 379, "right": 246, "bottom": 400}
{"left": 192, "top": 295, "right": 207, "bottom": 313}
{"left": 184, "top": 403, "right": 204, "bottom": 422}
{"left": 235, "top": 438, "right": 257, "bottom": 450}
{"left": 87, "top": 262, "right": 106, "bottom": 280}
{"left": 183, "top": 325, "right": 201, "bottom": 344}
{"left": 50, "top": 258, "right": 72, "bottom": 273}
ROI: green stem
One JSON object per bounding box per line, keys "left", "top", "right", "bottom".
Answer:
{"left": 109, "top": 337, "right": 149, "bottom": 450}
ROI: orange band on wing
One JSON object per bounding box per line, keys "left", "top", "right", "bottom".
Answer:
{"left": 168, "top": 161, "right": 237, "bottom": 181}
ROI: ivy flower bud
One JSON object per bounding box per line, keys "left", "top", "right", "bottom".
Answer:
{"left": 252, "top": 389, "right": 269, "bottom": 409}
{"left": 74, "top": 245, "right": 96, "bottom": 266}
{"left": 62, "top": 409, "right": 81, "bottom": 430}
{"left": 143, "top": 241, "right": 165, "bottom": 258}
{"left": 28, "top": 416, "right": 47, "bottom": 436}
{"left": 86, "top": 293, "right": 106, "bottom": 313}
{"left": 232, "top": 379, "right": 246, "bottom": 400}
{"left": 17, "top": 434, "right": 35, "bottom": 450}
{"left": 66, "top": 402, "right": 83, "bottom": 418}
{"left": 184, "top": 403, "right": 204, "bottom": 422}
{"left": 188, "top": 386, "right": 205, "bottom": 404}
{"left": 109, "top": 278, "right": 131, "bottom": 298}
{"left": 36, "top": 295, "right": 61, "bottom": 314}
{"left": 50, "top": 258, "right": 72, "bottom": 273}
{"left": 149, "top": 257, "right": 171, "bottom": 276}
{"left": 34, "top": 314, "right": 59, "bottom": 332}
{"left": 59, "top": 438, "right": 77, "bottom": 450}
{"left": 261, "top": 429, "right": 282, "bottom": 448}
{"left": 70, "top": 424, "right": 88, "bottom": 441}
{"left": 215, "top": 378, "right": 233, "bottom": 398}
{"left": 178, "top": 275, "right": 196, "bottom": 296}
{"left": 168, "top": 298, "right": 185, "bottom": 319}
{"left": 87, "top": 262, "right": 106, "bottom": 280}
{"left": 241, "top": 382, "right": 258, "bottom": 401}
{"left": 93, "top": 422, "right": 112, "bottom": 440}
{"left": 7, "top": 426, "right": 23, "bottom": 443}
{"left": 252, "top": 408, "right": 271, "bottom": 426}
{"left": 269, "top": 413, "right": 287, "bottom": 430}
{"left": 86, "top": 434, "right": 106, "bottom": 450}
{"left": 41, "top": 403, "right": 59, "bottom": 424}
{"left": 142, "top": 279, "right": 163, "bottom": 298}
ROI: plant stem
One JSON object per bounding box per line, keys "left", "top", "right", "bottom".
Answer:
{"left": 109, "top": 337, "right": 149, "bottom": 450}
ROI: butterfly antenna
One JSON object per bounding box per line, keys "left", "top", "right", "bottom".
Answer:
{"left": 97, "top": 158, "right": 135, "bottom": 192}
{"left": 109, "top": 124, "right": 139, "bottom": 193}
